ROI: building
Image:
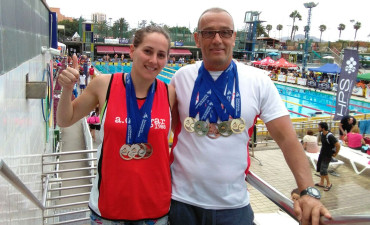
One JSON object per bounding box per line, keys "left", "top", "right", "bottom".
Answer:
{"left": 49, "top": 7, "right": 74, "bottom": 22}
{"left": 91, "top": 12, "right": 107, "bottom": 23}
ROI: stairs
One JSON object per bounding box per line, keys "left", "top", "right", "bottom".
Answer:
{"left": 42, "top": 120, "right": 97, "bottom": 224}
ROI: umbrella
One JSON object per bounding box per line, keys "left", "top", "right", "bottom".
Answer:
{"left": 357, "top": 73, "right": 370, "bottom": 81}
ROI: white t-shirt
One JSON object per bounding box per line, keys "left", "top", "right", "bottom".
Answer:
{"left": 170, "top": 60, "right": 289, "bottom": 209}
{"left": 79, "top": 74, "right": 86, "bottom": 85}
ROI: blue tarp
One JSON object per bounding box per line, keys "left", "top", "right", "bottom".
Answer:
{"left": 308, "top": 63, "right": 341, "bottom": 74}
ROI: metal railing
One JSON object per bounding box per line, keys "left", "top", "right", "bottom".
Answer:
{"left": 0, "top": 159, "right": 44, "bottom": 210}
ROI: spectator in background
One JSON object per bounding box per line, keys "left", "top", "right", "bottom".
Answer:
{"left": 316, "top": 122, "right": 340, "bottom": 192}
{"left": 89, "top": 65, "right": 95, "bottom": 80}
{"left": 302, "top": 130, "right": 319, "bottom": 153}
{"left": 339, "top": 115, "right": 357, "bottom": 140}
{"left": 344, "top": 125, "right": 366, "bottom": 150}
{"left": 78, "top": 72, "right": 86, "bottom": 94}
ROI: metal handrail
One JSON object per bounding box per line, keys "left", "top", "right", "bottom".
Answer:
{"left": 0, "top": 159, "right": 44, "bottom": 210}
{"left": 246, "top": 171, "right": 370, "bottom": 224}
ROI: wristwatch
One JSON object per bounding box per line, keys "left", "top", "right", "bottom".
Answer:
{"left": 300, "top": 187, "right": 321, "bottom": 199}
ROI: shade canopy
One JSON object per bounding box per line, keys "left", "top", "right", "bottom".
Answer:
{"left": 272, "top": 58, "right": 297, "bottom": 68}
{"left": 253, "top": 56, "right": 275, "bottom": 66}
{"left": 96, "top": 46, "right": 115, "bottom": 54}
{"left": 113, "top": 46, "right": 130, "bottom": 54}
{"left": 357, "top": 73, "right": 370, "bottom": 81}
{"left": 169, "top": 49, "right": 192, "bottom": 56}
{"left": 308, "top": 63, "right": 341, "bottom": 74}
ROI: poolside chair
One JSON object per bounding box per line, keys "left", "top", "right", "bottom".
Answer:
{"left": 304, "top": 151, "right": 344, "bottom": 172}
{"left": 338, "top": 146, "right": 370, "bottom": 175}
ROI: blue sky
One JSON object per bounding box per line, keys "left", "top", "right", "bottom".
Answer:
{"left": 46, "top": 0, "right": 370, "bottom": 42}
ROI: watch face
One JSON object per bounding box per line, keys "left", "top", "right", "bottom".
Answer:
{"left": 308, "top": 187, "right": 321, "bottom": 198}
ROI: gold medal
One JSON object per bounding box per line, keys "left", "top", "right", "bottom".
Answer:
{"left": 194, "top": 120, "right": 209, "bottom": 136}
{"left": 184, "top": 117, "right": 196, "bottom": 133}
{"left": 219, "top": 121, "right": 232, "bottom": 137}
{"left": 207, "top": 123, "right": 220, "bottom": 139}
{"left": 230, "top": 118, "right": 246, "bottom": 133}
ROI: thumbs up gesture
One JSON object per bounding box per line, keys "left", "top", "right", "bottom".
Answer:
{"left": 58, "top": 54, "right": 80, "bottom": 90}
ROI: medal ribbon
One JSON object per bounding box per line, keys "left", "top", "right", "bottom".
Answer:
{"left": 191, "top": 61, "right": 240, "bottom": 122}
{"left": 125, "top": 73, "right": 156, "bottom": 144}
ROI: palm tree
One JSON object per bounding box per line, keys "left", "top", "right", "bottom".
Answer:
{"left": 112, "top": 18, "right": 129, "bottom": 38}
{"left": 353, "top": 21, "right": 361, "bottom": 40}
{"left": 338, "top": 23, "right": 345, "bottom": 39}
{"left": 266, "top": 24, "right": 272, "bottom": 37}
{"left": 289, "top": 10, "right": 302, "bottom": 40}
{"left": 276, "top": 24, "right": 283, "bottom": 40}
{"left": 292, "top": 25, "right": 299, "bottom": 40}
{"left": 319, "top": 25, "right": 326, "bottom": 42}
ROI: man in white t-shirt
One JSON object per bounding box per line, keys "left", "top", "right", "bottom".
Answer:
{"left": 169, "top": 7, "right": 331, "bottom": 225}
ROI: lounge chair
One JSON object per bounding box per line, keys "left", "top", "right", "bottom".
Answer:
{"left": 305, "top": 151, "right": 344, "bottom": 172}
{"left": 338, "top": 146, "right": 370, "bottom": 175}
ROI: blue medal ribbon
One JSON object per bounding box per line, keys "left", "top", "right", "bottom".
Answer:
{"left": 189, "top": 61, "right": 240, "bottom": 123}
{"left": 125, "top": 73, "right": 156, "bottom": 144}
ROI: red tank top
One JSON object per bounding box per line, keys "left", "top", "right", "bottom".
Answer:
{"left": 96, "top": 73, "right": 171, "bottom": 220}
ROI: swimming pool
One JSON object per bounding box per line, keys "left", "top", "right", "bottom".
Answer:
{"left": 94, "top": 63, "right": 370, "bottom": 118}
{"left": 94, "top": 63, "right": 180, "bottom": 84}
{"left": 276, "top": 83, "right": 370, "bottom": 118}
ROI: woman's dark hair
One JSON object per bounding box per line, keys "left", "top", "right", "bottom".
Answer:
{"left": 133, "top": 25, "right": 171, "bottom": 55}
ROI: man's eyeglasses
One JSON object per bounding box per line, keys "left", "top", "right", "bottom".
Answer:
{"left": 198, "top": 30, "right": 234, "bottom": 39}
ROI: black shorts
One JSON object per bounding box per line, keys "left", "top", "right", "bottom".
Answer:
{"left": 89, "top": 124, "right": 101, "bottom": 130}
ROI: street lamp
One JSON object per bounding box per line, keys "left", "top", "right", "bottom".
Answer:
{"left": 302, "top": 2, "right": 318, "bottom": 76}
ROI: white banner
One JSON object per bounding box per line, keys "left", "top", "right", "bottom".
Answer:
{"left": 278, "top": 75, "right": 286, "bottom": 82}
{"left": 287, "top": 76, "right": 296, "bottom": 84}
{"left": 297, "top": 78, "right": 307, "bottom": 85}
{"left": 352, "top": 86, "right": 363, "bottom": 97}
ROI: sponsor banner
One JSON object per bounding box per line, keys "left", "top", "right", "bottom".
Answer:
{"left": 352, "top": 86, "right": 363, "bottom": 97}
{"left": 334, "top": 49, "right": 359, "bottom": 120}
{"left": 287, "top": 76, "right": 296, "bottom": 84}
{"left": 104, "top": 38, "right": 119, "bottom": 44}
{"left": 317, "top": 82, "right": 331, "bottom": 91}
{"left": 307, "top": 80, "right": 317, "bottom": 88}
{"left": 278, "top": 75, "right": 286, "bottom": 82}
{"left": 366, "top": 84, "right": 370, "bottom": 99}
{"left": 297, "top": 78, "right": 307, "bottom": 86}
{"left": 119, "top": 38, "right": 129, "bottom": 44}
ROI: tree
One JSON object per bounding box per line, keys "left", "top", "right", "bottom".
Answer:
{"left": 112, "top": 18, "right": 129, "bottom": 38}
{"left": 353, "top": 21, "right": 361, "bottom": 40}
{"left": 289, "top": 10, "right": 302, "bottom": 40}
{"left": 138, "top": 20, "right": 147, "bottom": 28}
{"left": 319, "top": 24, "right": 326, "bottom": 42}
{"left": 94, "top": 20, "right": 109, "bottom": 38}
{"left": 276, "top": 24, "right": 283, "bottom": 40}
{"left": 265, "top": 24, "right": 272, "bottom": 37}
{"left": 58, "top": 19, "right": 80, "bottom": 40}
{"left": 256, "top": 23, "right": 268, "bottom": 37}
{"left": 338, "top": 23, "right": 345, "bottom": 39}
{"left": 293, "top": 25, "right": 299, "bottom": 40}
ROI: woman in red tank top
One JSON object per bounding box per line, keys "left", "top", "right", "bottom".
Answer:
{"left": 57, "top": 25, "right": 176, "bottom": 224}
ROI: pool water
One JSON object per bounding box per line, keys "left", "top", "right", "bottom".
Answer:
{"left": 276, "top": 84, "right": 370, "bottom": 118}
